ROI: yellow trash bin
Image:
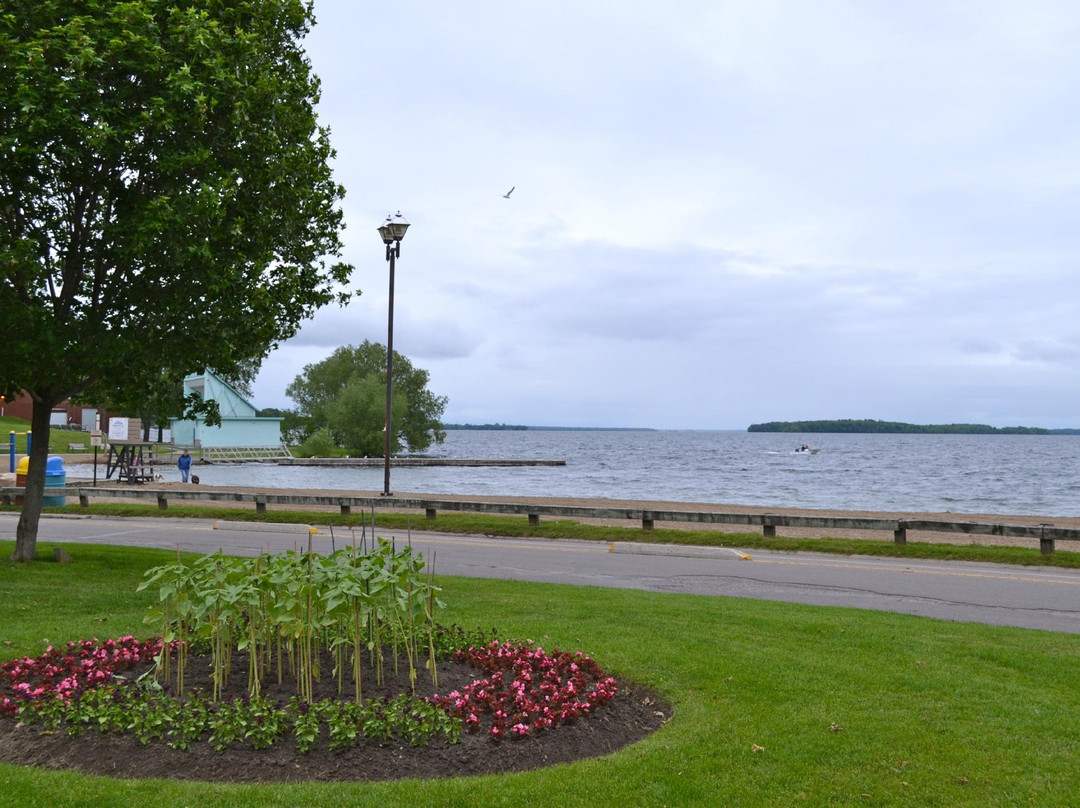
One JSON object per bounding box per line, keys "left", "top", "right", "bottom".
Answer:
{"left": 15, "top": 455, "right": 28, "bottom": 505}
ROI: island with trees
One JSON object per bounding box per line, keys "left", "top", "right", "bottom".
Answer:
{"left": 747, "top": 419, "right": 1080, "bottom": 434}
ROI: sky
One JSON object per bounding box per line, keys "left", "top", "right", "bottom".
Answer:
{"left": 249, "top": 0, "right": 1080, "bottom": 430}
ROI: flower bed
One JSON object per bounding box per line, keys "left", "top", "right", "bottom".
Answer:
{"left": 1, "top": 634, "right": 619, "bottom": 750}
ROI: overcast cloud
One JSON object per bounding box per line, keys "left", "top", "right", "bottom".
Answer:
{"left": 249, "top": 0, "right": 1080, "bottom": 429}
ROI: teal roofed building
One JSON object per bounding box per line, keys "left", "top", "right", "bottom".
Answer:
{"left": 169, "top": 370, "right": 289, "bottom": 458}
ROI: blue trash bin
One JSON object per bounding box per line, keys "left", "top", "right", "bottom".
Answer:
{"left": 43, "top": 456, "right": 66, "bottom": 507}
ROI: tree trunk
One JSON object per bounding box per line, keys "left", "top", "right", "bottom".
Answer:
{"left": 12, "top": 399, "right": 54, "bottom": 562}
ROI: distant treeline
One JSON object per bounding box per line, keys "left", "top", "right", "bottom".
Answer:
{"left": 747, "top": 419, "right": 1080, "bottom": 435}
{"left": 443, "top": 423, "right": 529, "bottom": 431}
{"left": 443, "top": 423, "right": 656, "bottom": 431}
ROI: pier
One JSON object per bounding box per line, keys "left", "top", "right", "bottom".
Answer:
{"left": 273, "top": 457, "right": 566, "bottom": 468}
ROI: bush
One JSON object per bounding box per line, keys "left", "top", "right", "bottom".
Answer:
{"left": 294, "top": 427, "right": 337, "bottom": 458}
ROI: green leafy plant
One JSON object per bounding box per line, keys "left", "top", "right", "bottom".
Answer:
{"left": 136, "top": 541, "right": 444, "bottom": 703}
{"left": 294, "top": 427, "right": 339, "bottom": 458}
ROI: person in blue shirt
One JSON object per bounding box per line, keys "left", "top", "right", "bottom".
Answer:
{"left": 178, "top": 449, "right": 193, "bottom": 483}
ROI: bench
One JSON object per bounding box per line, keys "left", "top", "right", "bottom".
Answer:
{"left": 67, "top": 443, "right": 87, "bottom": 452}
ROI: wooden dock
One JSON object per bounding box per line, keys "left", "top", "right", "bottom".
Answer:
{"left": 274, "top": 458, "right": 565, "bottom": 467}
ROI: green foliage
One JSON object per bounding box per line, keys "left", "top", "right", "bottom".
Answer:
{"left": 256, "top": 407, "right": 307, "bottom": 444}
{"left": 9, "top": 658, "right": 463, "bottom": 753}
{"left": 294, "top": 427, "right": 340, "bottom": 458}
{"left": 1, "top": 0, "right": 351, "bottom": 404}
{"left": 136, "top": 541, "right": 444, "bottom": 702}
{"left": 325, "top": 373, "right": 405, "bottom": 457}
{"left": 1, "top": 0, "right": 351, "bottom": 558}
{"left": 286, "top": 342, "right": 447, "bottom": 455}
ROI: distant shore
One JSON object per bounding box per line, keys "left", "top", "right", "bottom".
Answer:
{"left": 747, "top": 418, "right": 1079, "bottom": 434}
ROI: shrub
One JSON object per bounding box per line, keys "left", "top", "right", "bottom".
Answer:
{"left": 295, "top": 427, "right": 338, "bottom": 458}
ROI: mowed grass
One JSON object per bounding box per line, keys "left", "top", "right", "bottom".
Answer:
{"left": 1, "top": 541, "right": 1079, "bottom": 807}
{"left": 0, "top": 416, "right": 91, "bottom": 456}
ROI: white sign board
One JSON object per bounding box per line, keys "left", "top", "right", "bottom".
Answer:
{"left": 108, "top": 417, "right": 129, "bottom": 442}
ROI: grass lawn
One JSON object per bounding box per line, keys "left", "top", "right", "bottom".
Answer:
{"left": 0, "top": 416, "right": 91, "bottom": 457}
{"left": 1, "top": 540, "right": 1078, "bottom": 807}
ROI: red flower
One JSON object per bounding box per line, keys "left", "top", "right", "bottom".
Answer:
{"left": 430, "top": 640, "right": 618, "bottom": 742}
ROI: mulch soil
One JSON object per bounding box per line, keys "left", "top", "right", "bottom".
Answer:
{"left": 0, "top": 646, "right": 671, "bottom": 783}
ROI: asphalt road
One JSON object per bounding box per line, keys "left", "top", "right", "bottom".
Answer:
{"left": 10, "top": 513, "right": 1080, "bottom": 634}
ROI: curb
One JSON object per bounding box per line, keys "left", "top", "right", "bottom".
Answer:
{"left": 608, "top": 542, "right": 751, "bottom": 561}
{"left": 212, "top": 520, "right": 318, "bottom": 535}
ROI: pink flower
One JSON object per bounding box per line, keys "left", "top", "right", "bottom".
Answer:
{"left": 430, "top": 639, "right": 618, "bottom": 741}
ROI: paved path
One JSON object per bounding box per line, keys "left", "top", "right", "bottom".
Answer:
{"left": 11, "top": 512, "right": 1080, "bottom": 635}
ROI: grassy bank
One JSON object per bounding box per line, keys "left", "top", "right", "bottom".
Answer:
{"left": 2, "top": 541, "right": 1079, "bottom": 807}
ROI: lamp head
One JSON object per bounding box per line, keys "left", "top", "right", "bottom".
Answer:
{"left": 378, "top": 211, "right": 410, "bottom": 244}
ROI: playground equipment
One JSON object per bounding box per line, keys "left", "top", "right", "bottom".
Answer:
{"left": 8, "top": 431, "right": 30, "bottom": 473}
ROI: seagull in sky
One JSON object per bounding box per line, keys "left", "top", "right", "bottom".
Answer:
{"left": 502, "top": 186, "right": 515, "bottom": 199}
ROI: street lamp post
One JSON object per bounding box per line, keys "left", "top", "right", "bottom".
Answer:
{"left": 377, "top": 212, "right": 410, "bottom": 497}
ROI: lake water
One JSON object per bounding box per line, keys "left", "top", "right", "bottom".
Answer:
{"left": 133, "top": 431, "right": 1080, "bottom": 517}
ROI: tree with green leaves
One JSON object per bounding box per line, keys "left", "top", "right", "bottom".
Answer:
{"left": 286, "top": 342, "right": 447, "bottom": 456}
{"left": 1, "top": 0, "right": 351, "bottom": 561}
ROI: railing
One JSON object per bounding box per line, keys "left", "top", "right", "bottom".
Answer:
{"left": 199, "top": 444, "right": 294, "bottom": 461}
{"left": 3, "top": 484, "right": 1077, "bottom": 555}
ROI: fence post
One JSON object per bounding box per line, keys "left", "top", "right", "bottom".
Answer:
{"left": 425, "top": 507, "right": 437, "bottom": 520}
{"left": 156, "top": 495, "right": 168, "bottom": 511}
{"left": 255, "top": 495, "right": 267, "bottom": 515}
{"left": 1039, "top": 523, "right": 1055, "bottom": 555}
{"left": 894, "top": 522, "right": 907, "bottom": 545}
{"left": 642, "top": 511, "right": 655, "bottom": 530}
{"left": 762, "top": 515, "right": 777, "bottom": 538}
{"left": 528, "top": 513, "right": 540, "bottom": 526}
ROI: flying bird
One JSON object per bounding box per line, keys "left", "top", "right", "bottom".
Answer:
{"left": 502, "top": 186, "right": 515, "bottom": 199}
